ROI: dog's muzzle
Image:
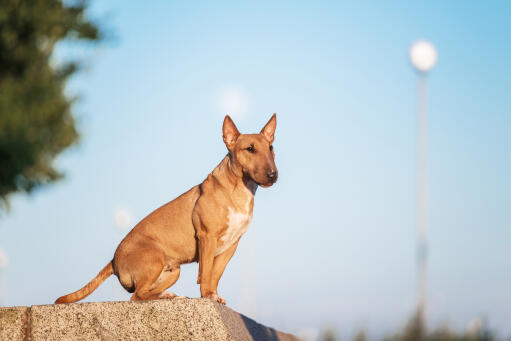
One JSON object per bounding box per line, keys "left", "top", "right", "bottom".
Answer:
{"left": 266, "top": 170, "right": 278, "bottom": 183}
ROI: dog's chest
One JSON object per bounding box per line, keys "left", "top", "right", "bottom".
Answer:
{"left": 215, "top": 197, "right": 253, "bottom": 256}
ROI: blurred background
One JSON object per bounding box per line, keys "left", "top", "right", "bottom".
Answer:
{"left": 0, "top": 1, "right": 510, "bottom": 340}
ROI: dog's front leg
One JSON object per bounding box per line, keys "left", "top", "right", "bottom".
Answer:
{"left": 198, "top": 235, "right": 221, "bottom": 302}
{"left": 209, "top": 239, "right": 240, "bottom": 305}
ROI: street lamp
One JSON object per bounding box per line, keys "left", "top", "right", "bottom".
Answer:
{"left": 409, "top": 39, "right": 437, "bottom": 324}
{"left": 410, "top": 40, "right": 438, "bottom": 73}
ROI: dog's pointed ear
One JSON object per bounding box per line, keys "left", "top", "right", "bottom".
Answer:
{"left": 223, "top": 115, "right": 240, "bottom": 149}
{"left": 260, "top": 113, "right": 276, "bottom": 144}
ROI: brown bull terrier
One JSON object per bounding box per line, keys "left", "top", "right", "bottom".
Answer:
{"left": 55, "top": 114, "right": 278, "bottom": 304}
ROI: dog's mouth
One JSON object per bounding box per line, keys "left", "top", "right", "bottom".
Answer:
{"left": 254, "top": 176, "right": 278, "bottom": 188}
{"left": 244, "top": 169, "right": 278, "bottom": 188}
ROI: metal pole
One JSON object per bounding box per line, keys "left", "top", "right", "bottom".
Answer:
{"left": 416, "top": 74, "right": 429, "bottom": 321}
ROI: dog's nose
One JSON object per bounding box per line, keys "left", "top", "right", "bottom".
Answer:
{"left": 266, "top": 171, "right": 277, "bottom": 182}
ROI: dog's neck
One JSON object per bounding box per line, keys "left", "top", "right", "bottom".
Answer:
{"left": 212, "top": 155, "right": 258, "bottom": 196}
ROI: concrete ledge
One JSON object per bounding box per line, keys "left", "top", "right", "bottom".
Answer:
{"left": 0, "top": 298, "right": 300, "bottom": 341}
{"left": 0, "top": 306, "right": 29, "bottom": 341}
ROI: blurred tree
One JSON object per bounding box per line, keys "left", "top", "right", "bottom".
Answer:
{"left": 0, "top": 0, "right": 100, "bottom": 207}
{"left": 401, "top": 309, "right": 426, "bottom": 341}
{"left": 321, "top": 328, "right": 339, "bottom": 341}
{"left": 384, "top": 310, "right": 498, "bottom": 341}
{"left": 353, "top": 330, "right": 367, "bottom": 341}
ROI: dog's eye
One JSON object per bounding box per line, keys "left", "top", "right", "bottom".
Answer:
{"left": 269, "top": 145, "right": 273, "bottom": 151}
{"left": 246, "top": 145, "right": 255, "bottom": 153}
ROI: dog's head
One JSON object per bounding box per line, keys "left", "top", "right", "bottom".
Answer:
{"left": 222, "top": 114, "right": 278, "bottom": 187}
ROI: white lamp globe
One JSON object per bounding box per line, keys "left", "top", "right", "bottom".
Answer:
{"left": 410, "top": 40, "right": 438, "bottom": 73}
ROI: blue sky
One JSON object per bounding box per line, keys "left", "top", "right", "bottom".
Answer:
{"left": 1, "top": 1, "right": 510, "bottom": 339}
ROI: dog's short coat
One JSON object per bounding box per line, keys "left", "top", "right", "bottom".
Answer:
{"left": 55, "top": 114, "right": 278, "bottom": 304}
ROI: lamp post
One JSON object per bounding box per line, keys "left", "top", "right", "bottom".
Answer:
{"left": 409, "top": 40, "right": 437, "bottom": 324}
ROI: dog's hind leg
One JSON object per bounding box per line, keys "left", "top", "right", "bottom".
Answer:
{"left": 152, "top": 267, "right": 181, "bottom": 299}
{"left": 123, "top": 248, "right": 181, "bottom": 301}
{"left": 131, "top": 266, "right": 181, "bottom": 301}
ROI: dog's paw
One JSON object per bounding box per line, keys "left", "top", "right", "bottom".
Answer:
{"left": 217, "top": 296, "right": 226, "bottom": 305}
{"left": 158, "top": 291, "right": 177, "bottom": 299}
{"left": 205, "top": 292, "right": 226, "bottom": 305}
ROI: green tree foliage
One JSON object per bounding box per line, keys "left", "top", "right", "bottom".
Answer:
{"left": 0, "top": 0, "right": 100, "bottom": 206}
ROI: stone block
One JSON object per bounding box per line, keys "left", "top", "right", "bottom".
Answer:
{"left": 0, "top": 306, "right": 29, "bottom": 341}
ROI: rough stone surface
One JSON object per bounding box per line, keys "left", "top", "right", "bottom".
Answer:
{"left": 0, "top": 298, "right": 300, "bottom": 341}
{"left": 0, "top": 306, "right": 29, "bottom": 341}
{"left": 30, "top": 298, "right": 230, "bottom": 341}
{"left": 215, "top": 303, "right": 300, "bottom": 341}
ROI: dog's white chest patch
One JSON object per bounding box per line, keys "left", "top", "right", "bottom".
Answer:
{"left": 216, "top": 203, "right": 252, "bottom": 256}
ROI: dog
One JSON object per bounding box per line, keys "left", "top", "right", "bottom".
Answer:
{"left": 55, "top": 114, "right": 278, "bottom": 304}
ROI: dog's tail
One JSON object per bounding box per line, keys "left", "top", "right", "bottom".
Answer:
{"left": 55, "top": 261, "right": 113, "bottom": 304}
